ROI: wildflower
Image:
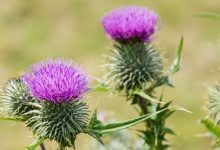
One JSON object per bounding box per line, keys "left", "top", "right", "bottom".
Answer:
{"left": 23, "top": 59, "right": 90, "bottom": 148}
{"left": 102, "top": 6, "right": 162, "bottom": 94}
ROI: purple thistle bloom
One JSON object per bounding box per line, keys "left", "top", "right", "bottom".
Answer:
{"left": 101, "top": 6, "right": 158, "bottom": 42}
{"left": 23, "top": 59, "right": 89, "bottom": 104}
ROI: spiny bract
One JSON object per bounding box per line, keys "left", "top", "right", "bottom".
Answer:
{"left": 207, "top": 84, "right": 220, "bottom": 124}
{"left": 26, "top": 100, "right": 89, "bottom": 148}
{"left": 104, "top": 41, "right": 163, "bottom": 94}
{"left": 0, "top": 78, "right": 37, "bottom": 118}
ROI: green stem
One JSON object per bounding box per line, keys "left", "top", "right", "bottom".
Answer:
{"left": 59, "top": 145, "right": 66, "bottom": 150}
{"left": 135, "top": 94, "right": 164, "bottom": 150}
{"left": 137, "top": 96, "right": 151, "bottom": 128}
{"left": 40, "top": 143, "right": 46, "bottom": 150}
{"left": 0, "top": 116, "right": 23, "bottom": 121}
{"left": 26, "top": 137, "right": 46, "bottom": 150}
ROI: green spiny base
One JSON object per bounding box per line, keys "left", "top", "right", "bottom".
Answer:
{"left": 104, "top": 40, "right": 163, "bottom": 95}
{"left": 27, "top": 100, "right": 89, "bottom": 148}
{"left": 1, "top": 78, "right": 38, "bottom": 118}
{"left": 207, "top": 84, "right": 220, "bottom": 124}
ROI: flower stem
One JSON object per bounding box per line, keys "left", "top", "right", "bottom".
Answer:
{"left": 40, "top": 143, "right": 46, "bottom": 150}
{"left": 59, "top": 145, "right": 66, "bottom": 150}
{"left": 135, "top": 94, "right": 164, "bottom": 150}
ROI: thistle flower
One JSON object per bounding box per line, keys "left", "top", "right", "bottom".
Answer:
{"left": 101, "top": 6, "right": 158, "bottom": 42}
{"left": 22, "top": 59, "right": 90, "bottom": 148}
{"left": 0, "top": 78, "right": 36, "bottom": 117}
{"left": 23, "top": 59, "right": 89, "bottom": 104}
{"left": 102, "top": 6, "right": 162, "bottom": 95}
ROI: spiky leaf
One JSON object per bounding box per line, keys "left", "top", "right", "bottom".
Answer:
{"left": 169, "top": 36, "right": 184, "bottom": 74}
{"left": 0, "top": 116, "right": 23, "bottom": 121}
{"left": 196, "top": 12, "right": 220, "bottom": 20}
{"left": 201, "top": 118, "right": 220, "bottom": 138}
{"left": 26, "top": 137, "right": 45, "bottom": 150}
{"left": 89, "top": 108, "right": 167, "bottom": 135}
{"left": 201, "top": 118, "right": 220, "bottom": 149}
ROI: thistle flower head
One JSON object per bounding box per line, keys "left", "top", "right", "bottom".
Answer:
{"left": 23, "top": 59, "right": 89, "bottom": 104}
{"left": 101, "top": 6, "right": 158, "bottom": 42}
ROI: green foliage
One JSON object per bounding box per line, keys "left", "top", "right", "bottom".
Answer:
{"left": 26, "top": 137, "right": 46, "bottom": 150}
{"left": 88, "top": 108, "right": 168, "bottom": 145}
{"left": 92, "top": 78, "right": 110, "bottom": 92}
{"left": 93, "top": 109, "right": 167, "bottom": 134}
{"left": 201, "top": 118, "right": 220, "bottom": 138}
{"left": 201, "top": 118, "right": 220, "bottom": 149}
{"left": 104, "top": 40, "right": 163, "bottom": 95}
{"left": 196, "top": 12, "right": 220, "bottom": 21}
{"left": 0, "top": 116, "right": 23, "bottom": 121}
{"left": 137, "top": 98, "right": 176, "bottom": 150}
{"left": 133, "top": 90, "right": 190, "bottom": 150}
{"left": 169, "top": 36, "right": 184, "bottom": 75}
{"left": 133, "top": 90, "right": 164, "bottom": 104}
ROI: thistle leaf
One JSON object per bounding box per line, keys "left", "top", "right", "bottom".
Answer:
{"left": 91, "top": 108, "right": 167, "bottom": 135}
{"left": 164, "top": 127, "right": 176, "bottom": 135}
{"left": 87, "top": 131, "right": 104, "bottom": 145}
{"left": 169, "top": 36, "right": 184, "bottom": 74}
{"left": 26, "top": 137, "right": 45, "bottom": 150}
{"left": 92, "top": 78, "right": 110, "bottom": 92}
{"left": 195, "top": 12, "right": 220, "bottom": 20}
{"left": 173, "top": 106, "right": 192, "bottom": 113}
{"left": 133, "top": 90, "right": 164, "bottom": 104}
{"left": 0, "top": 116, "right": 23, "bottom": 121}
{"left": 201, "top": 118, "right": 220, "bottom": 138}
{"left": 93, "top": 83, "right": 110, "bottom": 92}
{"left": 212, "top": 139, "right": 220, "bottom": 149}
{"left": 87, "top": 109, "right": 104, "bottom": 144}
{"left": 89, "top": 109, "right": 102, "bottom": 126}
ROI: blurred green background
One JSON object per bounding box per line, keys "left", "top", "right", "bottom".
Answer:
{"left": 1, "top": 0, "right": 220, "bottom": 149}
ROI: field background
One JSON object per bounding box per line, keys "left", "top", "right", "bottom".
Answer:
{"left": 1, "top": 0, "right": 220, "bottom": 149}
